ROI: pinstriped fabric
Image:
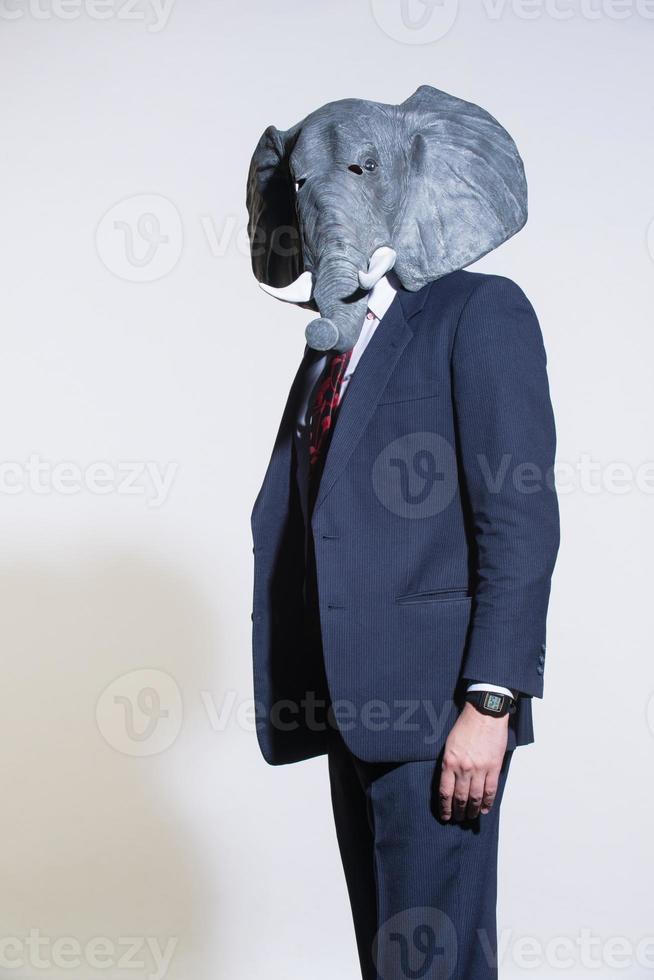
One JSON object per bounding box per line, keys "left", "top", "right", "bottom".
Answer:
{"left": 251, "top": 269, "right": 559, "bottom": 766}
{"left": 451, "top": 277, "right": 559, "bottom": 694}
{"left": 328, "top": 731, "right": 512, "bottom": 980}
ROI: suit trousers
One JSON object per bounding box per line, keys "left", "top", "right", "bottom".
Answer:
{"left": 327, "top": 730, "right": 512, "bottom": 980}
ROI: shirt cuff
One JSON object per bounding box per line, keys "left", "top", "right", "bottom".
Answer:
{"left": 466, "top": 682, "right": 515, "bottom": 697}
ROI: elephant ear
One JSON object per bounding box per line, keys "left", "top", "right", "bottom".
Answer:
{"left": 393, "top": 86, "right": 528, "bottom": 291}
{"left": 246, "top": 123, "right": 303, "bottom": 288}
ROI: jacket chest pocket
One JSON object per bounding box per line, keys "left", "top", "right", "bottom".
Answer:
{"left": 377, "top": 380, "right": 440, "bottom": 406}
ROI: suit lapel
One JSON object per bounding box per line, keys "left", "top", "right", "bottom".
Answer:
{"left": 312, "top": 294, "right": 414, "bottom": 514}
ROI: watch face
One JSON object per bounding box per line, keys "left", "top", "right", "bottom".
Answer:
{"left": 483, "top": 693, "right": 503, "bottom": 713}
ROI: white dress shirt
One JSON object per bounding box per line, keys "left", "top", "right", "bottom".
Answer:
{"left": 298, "top": 274, "right": 514, "bottom": 701}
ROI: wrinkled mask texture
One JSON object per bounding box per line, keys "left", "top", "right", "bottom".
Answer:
{"left": 246, "top": 85, "right": 528, "bottom": 353}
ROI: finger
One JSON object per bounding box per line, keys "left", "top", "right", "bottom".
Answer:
{"left": 438, "top": 765, "right": 456, "bottom": 822}
{"left": 452, "top": 771, "right": 471, "bottom": 822}
{"left": 481, "top": 771, "right": 500, "bottom": 815}
{"left": 466, "top": 772, "right": 486, "bottom": 820}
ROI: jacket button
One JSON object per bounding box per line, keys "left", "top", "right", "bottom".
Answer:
{"left": 536, "top": 665, "right": 544, "bottom": 675}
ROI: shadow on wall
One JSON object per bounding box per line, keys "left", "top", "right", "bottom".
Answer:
{"left": 0, "top": 553, "right": 222, "bottom": 980}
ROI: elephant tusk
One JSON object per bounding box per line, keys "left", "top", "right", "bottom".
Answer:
{"left": 358, "top": 246, "right": 396, "bottom": 290}
{"left": 259, "top": 271, "right": 313, "bottom": 304}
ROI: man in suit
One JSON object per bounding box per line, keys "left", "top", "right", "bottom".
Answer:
{"left": 248, "top": 88, "right": 559, "bottom": 980}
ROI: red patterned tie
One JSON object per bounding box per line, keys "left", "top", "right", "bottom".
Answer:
{"left": 309, "top": 349, "right": 352, "bottom": 488}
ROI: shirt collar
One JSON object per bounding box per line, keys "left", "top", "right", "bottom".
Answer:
{"left": 367, "top": 274, "right": 398, "bottom": 321}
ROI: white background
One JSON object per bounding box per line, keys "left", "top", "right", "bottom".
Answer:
{"left": 1, "top": 1, "right": 653, "bottom": 978}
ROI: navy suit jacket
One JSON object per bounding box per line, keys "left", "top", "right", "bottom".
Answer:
{"left": 251, "top": 271, "right": 559, "bottom": 764}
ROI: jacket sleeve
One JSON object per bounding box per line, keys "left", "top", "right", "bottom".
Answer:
{"left": 452, "top": 276, "right": 560, "bottom": 698}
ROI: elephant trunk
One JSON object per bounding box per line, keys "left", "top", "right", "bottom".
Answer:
{"left": 305, "top": 243, "right": 369, "bottom": 353}
{"left": 298, "top": 179, "right": 375, "bottom": 352}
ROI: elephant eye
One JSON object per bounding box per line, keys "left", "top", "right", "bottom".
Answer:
{"left": 348, "top": 159, "right": 378, "bottom": 176}
{"left": 294, "top": 178, "right": 306, "bottom": 191}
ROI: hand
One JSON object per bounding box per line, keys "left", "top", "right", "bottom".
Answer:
{"left": 438, "top": 702, "right": 509, "bottom": 822}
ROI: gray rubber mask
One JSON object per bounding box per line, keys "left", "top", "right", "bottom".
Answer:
{"left": 246, "top": 85, "right": 527, "bottom": 353}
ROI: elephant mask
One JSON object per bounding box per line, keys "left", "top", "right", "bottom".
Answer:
{"left": 246, "top": 85, "right": 527, "bottom": 353}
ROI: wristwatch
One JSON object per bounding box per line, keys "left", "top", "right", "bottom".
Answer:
{"left": 464, "top": 690, "right": 517, "bottom": 717}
